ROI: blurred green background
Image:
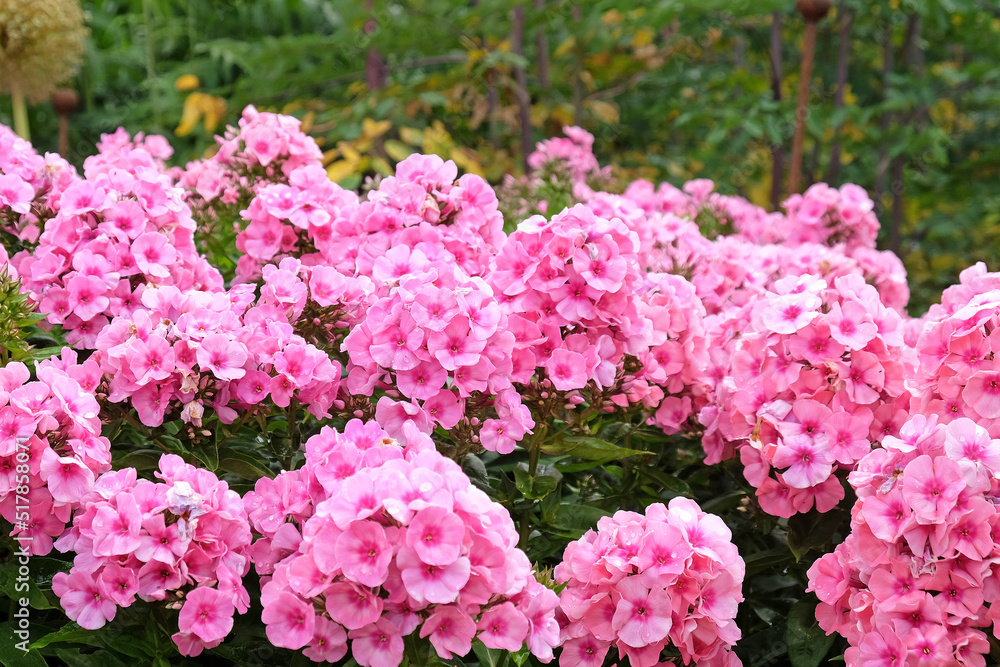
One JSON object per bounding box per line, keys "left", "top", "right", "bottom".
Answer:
{"left": 4, "top": 0, "right": 1000, "bottom": 313}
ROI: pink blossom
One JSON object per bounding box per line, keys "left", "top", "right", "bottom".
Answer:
{"left": 178, "top": 587, "right": 235, "bottom": 643}
{"left": 262, "top": 592, "right": 316, "bottom": 649}
{"left": 196, "top": 333, "right": 248, "bottom": 381}
{"left": 419, "top": 606, "right": 477, "bottom": 658}
{"left": 335, "top": 520, "right": 392, "bottom": 587}
{"left": 406, "top": 506, "right": 465, "bottom": 566}
{"left": 478, "top": 602, "right": 529, "bottom": 652}
{"left": 349, "top": 619, "right": 404, "bottom": 667}
{"left": 52, "top": 571, "right": 117, "bottom": 629}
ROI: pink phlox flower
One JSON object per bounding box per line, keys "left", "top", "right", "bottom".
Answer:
{"left": 178, "top": 586, "right": 235, "bottom": 643}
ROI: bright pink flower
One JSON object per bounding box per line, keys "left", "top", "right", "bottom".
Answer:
{"left": 406, "top": 506, "right": 465, "bottom": 566}
{"left": 419, "top": 606, "right": 477, "bottom": 659}
{"left": 772, "top": 436, "right": 833, "bottom": 489}
{"left": 98, "top": 564, "right": 139, "bottom": 607}
{"left": 827, "top": 300, "right": 877, "bottom": 350}
{"left": 125, "top": 335, "right": 175, "bottom": 385}
{"left": 52, "top": 571, "right": 117, "bottom": 629}
{"left": 178, "top": 587, "right": 235, "bottom": 643}
{"left": 546, "top": 348, "right": 588, "bottom": 391}
{"left": 39, "top": 448, "right": 94, "bottom": 503}
{"left": 611, "top": 577, "right": 673, "bottom": 648}
{"left": 303, "top": 616, "right": 348, "bottom": 663}
{"left": 91, "top": 494, "right": 142, "bottom": 556}
{"left": 559, "top": 635, "right": 610, "bottom": 667}
{"left": 398, "top": 546, "right": 470, "bottom": 604}
{"left": 324, "top": 582, "right": 383, "bottom": 630}
{"left": 66, "top": 274, "right": 110, "bottom": 321}
{"left": 962, "top": 370, "right": 1000, "bottom": 419}
{"left": 131, "top": 232, "right": 176, "bottom": 278}
{"left": 196, "top": 333, "right": 248, "bottom": 381}
{"left": 901, "top": 454, "right": 964, "bottom": 524}
{"left": 477, "top": 602, "right": 529, "bottom": 652}
{"left": 349, "top": 618, "right": 405, "bottom": 667}
{"left": 262, "top": 591, "right": 316, "bottom": 649}
{"left": 335, "top": 520, "right": 392, "bottom": 587}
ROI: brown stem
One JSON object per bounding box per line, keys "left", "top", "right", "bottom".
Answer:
{"left": 769, "top": 11, "right": 784, "bottom": 210}
{"left": 825, "top": 3, "right": 853, "bottom": 185}
{"left": 788, "top": 19, "right": 819, "bottom": 195}
{"left": 873, "top": 23, "right": 894, "bottom": 216}
{"left": 365, "top": 0, "right": 386, "bottom": 91}
{"left": 534, "top": 0, "right": 549, "bottom": 90}
{"left": 512, "top": 3, "right": 533, "bottom": 173}
{"left": 572, "top": 4, "right": 584, "bottom": 125}
{"left": 889, "top": 13, "right": 923, "bottom": 256}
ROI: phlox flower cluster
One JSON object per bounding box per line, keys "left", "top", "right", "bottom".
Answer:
{"left": 245, "top": 420, "right": 560, "bottom": 665}
{"left": 499, "top": 126, "right": 614, "bottom": 221}
{"left": 52, "top": 454, "right": 252, "bottom": 656}
{"left": 555, "top": 499, "right": 744, "bottom": 667}
{"left": 490, "top": 205, "right": 649, "bottom": 394}
{"left": 808, "top": 416, "right": 1000, "bottom": 667}
{"left": 320, "top": 153, "right": 507, "bottom": 280}
{"left": 782, "top": 183, "right": 879, "bottom": 252}
{"left": 342, "top": 249, "right": 531, "bottom": 453}
{"left": 700, "top": 273, "right": 909, "bottom": 516}
{"left": 0, "top": 353, "right": 110, "bottom": 555}
{"left": 0, "top": 124, "right": 78, "bottom": 247}
{"left": 12, "top": 131, "right": 223, "bottom": 348}
{"left": 257, "top": 256, "right": 375, "bottom": 359}
{"left": 236, "top": 150, "right": 507, "bottom": 284}
{"left": 910, "top": 262, "right": 1000, "bottom": 433}
{"left": 179, "top": 105, "right": 323, "bottom": 207}
{"left": 235, "top": 163, "right": 359, "bottom": 281}
{"left": 527, "top": 125, "right": 607, "bottom": 185}
{"left": 634, "top": 272, "right": 710, "bottom": 434}
{"left": 490, "top": 204, "right": 710, "bottom": 436}
{"left": 91, "top": 280, "right": 342, "bottom": 427}
{"left": 84, "top": 127, "right": 174, "bottom": 176}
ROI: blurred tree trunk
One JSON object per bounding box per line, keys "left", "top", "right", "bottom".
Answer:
{"left": 788, "top": 13, "right": 822, "bottom": 194}
{"left": 535, "top": 0, "right": 549, "bottom": 90}
{"left": 365, "top": 0, "right": 386, "bottom": 91}
{"left": 769, "top": 11, "right": 785, "bottom": 210}
{"left": 825, "top": 2, "right": 853, "bottom": 185}
{"left": 512, "top": 3, "right": 533, "bottom": 172}
{"left": 889, "top": 13, "right": 923, "bottom": 255}
{"left": 572, "top": 4, "right": 584, "bottom": 125}
{"left": 873, "top": 22, "right": 894, "bottom": 218}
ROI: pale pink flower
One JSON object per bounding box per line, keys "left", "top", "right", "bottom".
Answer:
{"left": 196, "top": 333, "right": 248, "bottom": 381}
{"left": 262, "top": 591, "right": 315, "bottom": 649}
{"left": 406, "top": 506, "right": 465, "bottom": 566}
{"left": 178, "top": 587, "right": 235, "bottom": 643}
{"left": 349, "top": 618, "right": 405, "bottom": 667}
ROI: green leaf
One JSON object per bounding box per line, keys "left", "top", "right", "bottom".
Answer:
{"left": 513, "top": 463, "right": 562, "bottom": 500}
{"left": 551, "top": 503, "right": 611, "bottom": 535}
{"left": 638, "top": 468, "right": 692, "bottom": 496}
{"left": 0, "top": 622, "right": 47, "bottom": 667}
{"left": 786, "top": 509, "right": 849, "bottom": 561}
{"left": 0, "top": 557, "right": 69, "bottom": 611}
{"left": 472, "top": 641, "right": 509, "bottom": 667}
{"left": 786, "top": 600, "right": 835, "bottom": 667}
{"left": 53, "top": 649, "right": 127, "bottom": 667}
{"left": 540, "top": 436, "right": 648, "bottom": 464}
{"left": 192, "top": 439, "right": 219, "bottom": 471}
{"left": 218, "top": 451, "right": 275, "bottom": 481}
{"left": 29, "top": 624, "right": 102, "bottom": 651}
{"left": 114, "top": 450, "right": 162, "bottom": 472}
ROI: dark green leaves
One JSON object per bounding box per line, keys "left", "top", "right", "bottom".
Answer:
{"left": 786, "top": 600, "right": 835, "bottom": 667}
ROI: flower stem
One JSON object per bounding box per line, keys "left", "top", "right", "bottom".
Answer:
{"left": 10, "top": 87, "right": 29, "bottom": 141}
{"left": 518, "top": 424, "right": 548, "bottom": 548}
